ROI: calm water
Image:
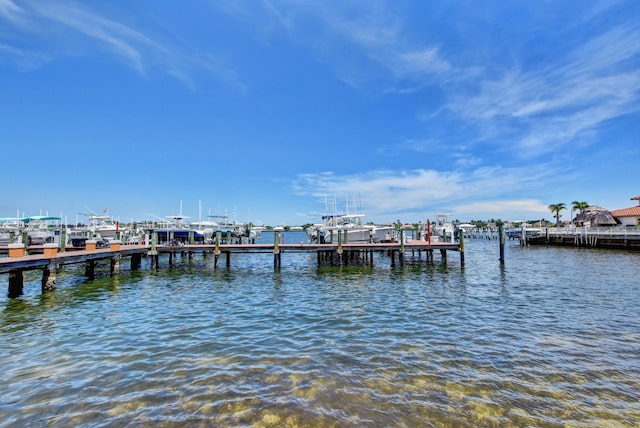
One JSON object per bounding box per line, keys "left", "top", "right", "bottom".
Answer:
{"left": 1, "top": 232, "right": 639, "bottom": 427}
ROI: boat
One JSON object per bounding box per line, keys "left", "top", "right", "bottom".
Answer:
{"left": 0, "top": 217, "right": 22, "bottom": 244}
{"left": 66, "top": 209, "right": 131, "bottom": 247}
{"left": 85, "top": 213, "right": 120, "bottom": 240}
{"left": 204, "top": 214, "right": 262, "bottom": 243}
{"left": 0, "top": 216, "right": 61, "bottom": 245}
{"left": 428, "top": 214, "right": 456, "bottom": 242}
{"left": 22, "top": 216, "right": 62, "bottom": 245}
{"left": 145, "top": 215, "right": 204, "bottom": 245}
{"left": 306, "top": 196, "right": 394, "bottom": 244}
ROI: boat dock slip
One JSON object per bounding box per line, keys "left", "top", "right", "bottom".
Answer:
{"left": 1, "top": 237, "right": 462, "bottom": 297}
{"left": 153, "top": 241, "right": 462, "bottom": 269}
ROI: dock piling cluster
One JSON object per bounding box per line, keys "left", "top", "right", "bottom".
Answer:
{"left": 1, "top": 231, "right": 464, "bottom": 297}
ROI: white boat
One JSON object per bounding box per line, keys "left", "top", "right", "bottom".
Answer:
{"left": 0, "top": 216, "right": 61, "bottom": 245}
{"left": 432, "top": 214, "right": 456, "bottom": 243}
{"left": 306, "top": 196, "right": 394, "bottom": 244}
{"left": 0, "top": 217, "right": 22, "bottom": 244}
{"left": 22, "top": 216, "right": 62, "bottom": 245}
{"left": 206, "top": 214, "right": 262, "bottom": 243}
{"left": 86, "top": 214, "right": 120, "bottom": 240}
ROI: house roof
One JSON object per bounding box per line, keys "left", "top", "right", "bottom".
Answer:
{"left": 611, "top": 206, "right": 640, "bottom": 217}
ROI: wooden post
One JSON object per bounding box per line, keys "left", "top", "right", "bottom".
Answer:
{"left": 60, "top": 228, "right": 66, "bottom": 252}
{"left": 427, "top": 220, "right": 431, "bottom": 245}
{"left": 399, "top": 230, "right": 405, "bottom": 266}
{"left": 274, "top": 230, "right": 281, "bottom": 269}
{"left": 42, "top": 262, "right": 58, "bottom": 293}
{"left": 85, "top": 260, "right": 96, "bottom": 279}
{"left": 150, "top": 232, "right": 159, "bottom": 268}
{"left": 459, "top": 232, "right": 465, "bottom": 265}
{"left": 214, "top": 231, "right": 221, "bottom": 269}
{"left": 8, "top": 270, "right": 24, "bottom": 298}
{"left": 111, "top": 255, "right": 121, "bottom": 276}
{"left": 499, "top": 222, "right": 505, "bottom": 265}
{"left": 22, "top": 231, "right": 29, "bottom": 255}
{"left": 131, "top": 253, "right": 142, "bottom": 270}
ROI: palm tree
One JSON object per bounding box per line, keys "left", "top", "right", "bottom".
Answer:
{"left": 548, "top": 203, "right": 566, "bottom": 227}
{"left": 571, "top": 201, "right": 589, "bottom": 214}
{"left": 570, "top": 201, "right": 589, "bottom": 225}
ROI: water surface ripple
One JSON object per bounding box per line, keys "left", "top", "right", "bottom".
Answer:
{"left": 1, "top": 237, "right": 639, "bottom": 426}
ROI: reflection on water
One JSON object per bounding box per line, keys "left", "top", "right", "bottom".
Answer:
{"left": 1, "top": 236, "right": 639, "bottom": 427}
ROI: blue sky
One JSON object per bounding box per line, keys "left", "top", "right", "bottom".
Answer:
{"left": 1, "top": 0, "right": 639, "bottom": 226}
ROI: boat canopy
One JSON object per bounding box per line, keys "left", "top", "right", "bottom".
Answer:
{"left": 21, "top": 216, "right": 62, "bottom": 223}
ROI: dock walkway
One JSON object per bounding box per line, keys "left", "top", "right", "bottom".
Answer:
{"left": 1, "top": 239, "right": 462, "bottom": 298}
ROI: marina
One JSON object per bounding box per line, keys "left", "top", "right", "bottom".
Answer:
{"left": 1, "top": 234, "right": 638, "bottom": 427}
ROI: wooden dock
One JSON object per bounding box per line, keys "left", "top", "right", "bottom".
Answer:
{"left": 520, "top": 227, "right": 640, "bottom": 250}
{"left": 1, "top": 238, "right": 462, "bottom": 298}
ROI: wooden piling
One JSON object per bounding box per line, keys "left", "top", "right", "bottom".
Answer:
{"left": 8, "top": 270, "right": 23, "bottom": 298}
{"left": 85, "top": 260, "right": 96, "bottom": 279}
{"left": 42, "top": 262, "right": 57, "bottom": 292}
{"left": 150, "top": 232, "right": 159, "bottom": 268}
{"left": 498, "top": 222, "right": 505, "bottom": 265}
{"left": 274, "top": 231, "right": 281, "bottom": 269}
{"left": 131, "top": 253, "right": 142, "bottom": 270}
{"left": 111, "top": 255, "right": 121, "bottom": 276}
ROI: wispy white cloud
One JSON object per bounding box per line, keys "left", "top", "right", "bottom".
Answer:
{"left": 0, "top": 0, "right": 244, "bottom": 89}
{"left": 254, "top": 2, "right": 640, "bottom": 160}
{"left": 0, "top": 43, "right": 50, "bottom": 68}
{"left": 222, "top": 1, "right": 452, "bottom": 91}
{"left": 293, "top": 162, "right": 564, "bottom": 220}
{"left": 0, "top": 0, "right": 21, "bottom": 21}
{"left": 447, "top": 22, "right": 640, "bottom": 155}
{"left": 32, "top": 2, "right": 158, "bottom": 74}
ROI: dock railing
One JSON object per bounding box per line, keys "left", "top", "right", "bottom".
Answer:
{"left": 542, "top": 226, "right": 640, "bottom": 238}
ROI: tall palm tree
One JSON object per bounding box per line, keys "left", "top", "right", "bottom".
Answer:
{"left": 548, "top": 203, "right": 566, "bottom": 227}
{"left": 571, "top": 201, "right": 589, "bottom": 213}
